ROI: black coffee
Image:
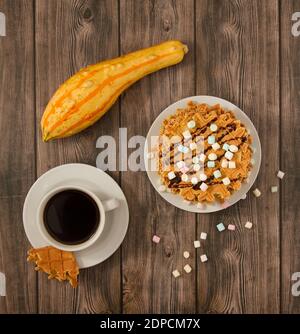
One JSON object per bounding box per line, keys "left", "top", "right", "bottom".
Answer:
{"left": 43, "top": 189, "right": 100, "bottom": 245}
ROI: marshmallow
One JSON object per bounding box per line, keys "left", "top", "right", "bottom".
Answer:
{"left": 147, "top": 152, "right": 155, "bottom": 159}
{"left": 176, "top": 160, "right": 185, "bottom": 169}
{"left": 222, "top": 177, "right": 231, "bottom": 186}
{"left": 208, "top": 135, "right": 215, "bottom": 145}
{"left": 212, "top": 142, "right": 221, "bottom": 151}
{"left": 182, "top": 130, "right": 192, "bottom": 139}
{"left": 184, "top": 264, "right": 192, "bottom": 273}
{"left": 168, "top": 171, "right": 176, "bottom": 180}
{"left": 225, "top": 151, "right": 233, "bottom": 160}
{"left": 196, "top": 202, "right": 205, "bottom": 209}
{"left": 182, "top": 146, "right": 189, "bottom": 154}
{"left": 210, "top": 123, "right": 218, "bottom": 132}
{"left": 172, "top": 270, "right": 180, "bottom": 278}
{"left": 193, "top": 163, "right": 201, "bottom": 172}
{"left": 216, "top": 223, "right": 225, "bottom": 232}
{"left": 194, "top": 240, "right": 201, "bottom": 248}
{"left": 190, "top": 142, "right": 198, "bottom": 150}
{"left": 191, "top": 177, "right": 199, "bottom": 185}
{"left": 213, "top": 170, "right": 222, "bottom": 179}
{"left": 241, "top": 193, "right": 247, "bottom": 200}
{"left": 277, "top": 170, "right": 285, "bottom": 179}
{"left": 228, "top": 224, "right": 236, "bottom": 231}
{"left": 245, "top": 221, "right": 253, "bottom": 229}
{"left": 229, "top": 144, "right": 238, "bottom": 153}
{"left": 181, "top": 174, "right": 189, "bottom": 182}
{"left": 208, "top": 153, "right": 218, "bottom": 161}
{"left": 200, "top": 254, "right": 208, "bottom": 262}
{"left": 207, "top": 161, "right": 215, "bottom": 168}
{"left": 271, "top": 186, "right": 278, "bottom": 193}
{"left": 180, "top": 166, "right": 189, "bottom": 174}
{"left": 183, "top": 251, "right": 190, "bottom": 259}
{"left": 187, "top": 120, "right": 196, "bottom": 129}
{"left": 200, "top": 232, "right": 207, "bottom": 240}
{"left": 158, "top": 185, "right": 166, "bottom": 192}
{"left": 199, "top": 173, "right": 207, "bottom": 181}
{"left": 253, "top": 188, "right": 261, "bottom": 197}
{"left": 199, "top": 153, "right": 206, "bottom": 162}
{"left": 178, "top": 144, "right": 185, "bottom": 153}
{"left": 221, "top": 159, "right": 229, "bottom": 168}
{"left": 228, "top": 161, "right": 236, "bottom": 169}
{"left": 152, "top": 235, "right": 160, "bottom": 243}
{"left": 222, "top": 143, "right": 230, "bottom": 151}
{"left": 183, "top": 199, "right": 192, "bottom": 205}
{"left": 192, "top": 156, "right": 199, "bottom": 164}
{"left": 200, "top": 182, "right": 208, "bottom": 192}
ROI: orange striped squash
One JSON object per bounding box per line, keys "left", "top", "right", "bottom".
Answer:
{"left": 41, "top": 40, "right": 188, "bottom": 141}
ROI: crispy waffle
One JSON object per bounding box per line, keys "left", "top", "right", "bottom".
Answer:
{"left": 158, "top": 101, "right": 253, "bottom": 203}
{"left": 27, "top": 246, "right": 79, "bottom": 287}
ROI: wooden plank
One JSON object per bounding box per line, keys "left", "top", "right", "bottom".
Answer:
{"left": 0, "top": 0, "right": 37, "bottom": 313}
{"left": 280, "top": 0, "right": 300, "bottom": 314}
{"left": 120, "top": 0, "right": 196, "bottom": 313}
{"left": 195, "top": 0, "right": 280, "bottom": 313}
{"left": 35, "top": 0, "right": 121, "bottom": 313}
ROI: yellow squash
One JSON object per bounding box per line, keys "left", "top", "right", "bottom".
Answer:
{"left": 41, "top": 40, "right": 188, "bottom": 141}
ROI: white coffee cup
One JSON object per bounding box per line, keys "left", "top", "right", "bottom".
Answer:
{"left": 36, "top": 185, "right": 119, "bottom": 252}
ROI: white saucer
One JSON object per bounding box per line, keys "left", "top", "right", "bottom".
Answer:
{"left": 144, "top": 96, "right": 261, "bottom": 213}
{"left": 23, "top": 163, "right": 129, "bottom": 268}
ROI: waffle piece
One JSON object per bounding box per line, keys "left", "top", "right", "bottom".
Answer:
{"left": 27, "top": 246, "right": 79, "bottom": 287}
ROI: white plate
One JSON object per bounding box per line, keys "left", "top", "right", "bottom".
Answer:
{"left": 23, "top": 163, "right": 129, "bottom": 268}
{"left": 144, "top": 96, "right": 261, "bottom": 213}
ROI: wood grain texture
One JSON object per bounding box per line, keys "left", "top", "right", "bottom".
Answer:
{"left": 0, "top": 0, "right": 37, "bottom": 313}
{"left": 35, "top": 0, "right": 121, "bottom": 313}
{"left": 120, "top": 0, "right": 196, "bottom": 313}
{"left": 195, "top": 0, "right": 280, "bottom": 313}
{"left": 280, "top": 0, "right": 300, "bottom": 314}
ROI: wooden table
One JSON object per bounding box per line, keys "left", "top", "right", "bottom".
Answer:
{"left": 0, "top": 0, "right": 299, "bottom": 314}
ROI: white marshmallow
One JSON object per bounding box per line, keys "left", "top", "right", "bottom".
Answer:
{"left": 222, "top": 143, "right": 230, "bottom": 151}
{"left": 199, "top": 153, "right": 206, "bottom": 162}
{"left": 176, "top": 160, "right": 185, "bottom": 169}
{"left": 200, "top": 254, "right": 208, "bottom": 262}
{"left": 222, "top": 177, "right": 231, "bottom": 186}
{"left": 158, "top": 185, "right": 166, "bottom": 192}
{"left": 168, "top": 171, "right": 176, "bottom": 180}
{"left": 221, "top": 159, "right": 229, "bottom": 168}
{"left": 199, "top": 173, "right": 207, "bottom": 181}
{"left": 182, "top": 130, "right": 192, "bottom": 139}
{"left": 207, "top": 161, "right": 215, "bottom": 168}
{"left": 191, "top": 177, "right": 198, "bottom": 185}
{"left": 192, "top": 156, "right": 199, "bottom": 164}
{"left": 212, "top": 142, "right": 220, "bottom": 150}
{"left": 200, "top": 232, "right": 207, "bottom": 240}
{"left": 190, "top": 142, "right": 197, "bottom": 150}
{"left": 213, "top": 170, "right": 222, "bottom": 179}
{"left": 208, "top": 135, "right": 215, "bottom": 145}
{"left": 184, "top": 264, "right": 192, "bottom": 273}
{"left": 225, "top": 151, "right": 233, "bottom": 160}
{"left": 187, "top": 120, "right": 196, "bottom": 129}
{"left": 193, "top": 163, "right": 201, "bottom": 172}
{"left": 245, "top": 221, "right": 253, "bottom": 229}
{"left": 271, "top": 186, "right": 278, "bottom": 193}
{"left": 181, "top": 174, "right": 189, "bottom": 182}
{"left": 208, "top": 153, "right": 217, "bottom": 161}
{"left": 183, "top": 251, "right": 190, "bottom": 259}
{"left": 277, "top": 170, "right": 285, "bottom": 179}
{"left": 172, "top": 270, "right": 180, "bottom": 278}
{"left": 229, "top": 144, "right": 238, "bottom": 152}
{"left": 253, "top": 188, "right": 261, "bottom": 197}
{"left": 200, "top": 182, "right": 208, "bottom": 192}
{"left": 210, "top": 123, "right": 218, "bottom": 132}
{"left": 194, "top": 240, "right": 201, "bottom": 248}
{"left": 228, "top": 161, "right": 236, "bottom": 169}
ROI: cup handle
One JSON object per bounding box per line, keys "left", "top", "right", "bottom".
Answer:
{"left": 102, "top": 198, "right": 119, "bottom": 212}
